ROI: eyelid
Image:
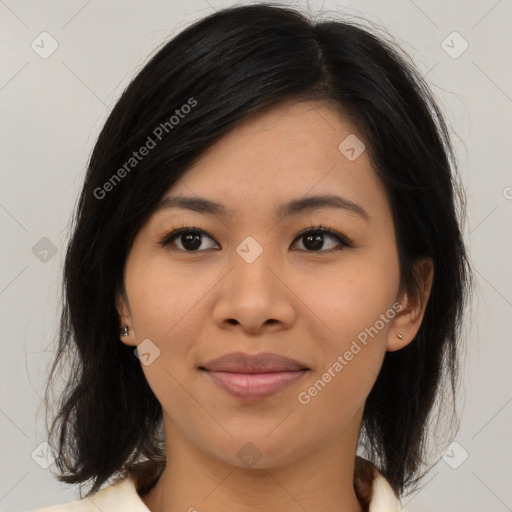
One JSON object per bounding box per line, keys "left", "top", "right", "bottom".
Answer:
{"left": 158, "top": 226, "right": 219, "bottom": 251}
{"left": 293, "top": 225, "right": 353, "bottom": 249}
{"left": 158, "top": 225, "right": 353, "bottom": 252}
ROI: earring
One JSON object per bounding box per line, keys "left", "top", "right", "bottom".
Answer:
{"left": 397, "top": 332, "right": 404, "bottom": 340}
{"left": 120, "top": 325, "right": 129, "bottom": 337}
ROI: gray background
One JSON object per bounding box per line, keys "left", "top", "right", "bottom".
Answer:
{"left": 1, "top": 0, "right": 511, "bottom": 510}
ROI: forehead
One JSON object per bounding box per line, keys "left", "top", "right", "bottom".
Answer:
{"left": 157, "top": 99, "right": 391, "bottom": 224}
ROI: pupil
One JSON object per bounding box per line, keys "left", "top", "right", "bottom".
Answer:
{"left": 305, "top": 233, "right": 323, "bottom": 250}
{"left": 183, "top": 233, "right": 201, "bottom": 250}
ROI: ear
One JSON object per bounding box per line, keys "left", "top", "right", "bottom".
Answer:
{"left": 387, "top": 257, "right": 434, "bottom": 352}
{"left": 116, "top": 289, "right": 137, "bottom": 347}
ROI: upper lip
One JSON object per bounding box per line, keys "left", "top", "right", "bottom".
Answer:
{"left": 200, "top": 352, "right": 310, "bottom": 373}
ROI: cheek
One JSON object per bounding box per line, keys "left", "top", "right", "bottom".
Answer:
{"left": 306, "top": 248, "right": 399, "bottom": 340}
{"left": 294, "top": 268, "right": 397, "bottom": 430}
{"left": 123, "top": 252, "right": 211, "bottom": 392}
{"left": 125, "top": 251, "right": 213, "bottom": 339}
{"left": 299, "top": 243, "right": 400, "bottom": 390}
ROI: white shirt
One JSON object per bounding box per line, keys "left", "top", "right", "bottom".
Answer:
{"left": 29, "top": 472, "right": 404, "bottom": 512}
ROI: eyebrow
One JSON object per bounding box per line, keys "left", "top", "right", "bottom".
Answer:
{"left": 155, "top": 193, "right": 369, "bottom": 221}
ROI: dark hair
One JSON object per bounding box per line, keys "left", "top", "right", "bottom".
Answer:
{"left": 45, "top": 1, "right": 472, "bottom": 503}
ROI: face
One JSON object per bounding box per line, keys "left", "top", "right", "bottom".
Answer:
{"left": 117, "top": 99, "right": 430, "bottom": 470}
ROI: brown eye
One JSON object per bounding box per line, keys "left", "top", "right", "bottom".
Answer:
{"left": 159, "top": 225, "right": 351, "bottom": 254}
{"left": 159, "top": 228, "right": 219, "bottom": 252}
{"left": 291, "top": 226, "right": 351, "bottom": 253}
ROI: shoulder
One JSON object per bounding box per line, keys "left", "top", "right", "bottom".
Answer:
{"left": 28, "top": 474, "right": 150, "bottom": 512}
{"left": 355, "top": 456, "right": 404, "bottom": 512}
{"left": 369, "top": 471, "right": 405, "bottom": 512}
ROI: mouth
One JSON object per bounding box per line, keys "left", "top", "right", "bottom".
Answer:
{"left": 200, "top": 368, "right": 309, "bottom": 400}
{"left": 199, "top": 352, "right": 310, "bottom": 401}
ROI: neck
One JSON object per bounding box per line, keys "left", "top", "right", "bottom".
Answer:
{"left": 140, "top": 413, "right": 365, "bottom": 512}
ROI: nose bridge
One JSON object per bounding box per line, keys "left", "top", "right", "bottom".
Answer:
{"left": 231, "top": 232, "right": 279, "bottom": 295}
{"left": 212, "top": 231, "right": 296, "bottom": 331}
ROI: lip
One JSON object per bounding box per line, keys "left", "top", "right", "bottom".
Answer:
{"left": 204, "top": 370, "right": 308, "bottom": 400}
{"left": 199, "top": 352, "right": 310, "bottom": 401}
{"left": 201, "top": 351, "right": 309, "bottom": 373}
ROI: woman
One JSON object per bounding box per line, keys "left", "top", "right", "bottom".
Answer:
{"left": 32, "top": 3, "right": 471, "bottom": 511}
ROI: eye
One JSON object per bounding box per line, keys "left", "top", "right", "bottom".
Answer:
{"left": 158, "top": 227, "right": 219, "bottom": 252}
{"left": 291, "top": 225, "right": 352, "bottom": 253}
{"left": 158, "top": 225, "right": 352, "bottom": 253}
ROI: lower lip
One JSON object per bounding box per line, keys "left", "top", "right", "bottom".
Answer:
{"left": 203, "top": 370, "right": 307, "bottom": 400}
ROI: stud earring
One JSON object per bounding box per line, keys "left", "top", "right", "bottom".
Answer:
{"left": 120, "top": 325, "right": 129, "bottom": 337}
{"left": 397, "top": 332, "right": 404, "bottom": 340}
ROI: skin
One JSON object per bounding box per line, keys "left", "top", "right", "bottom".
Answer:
{"left": 117, "top": 98, "right": 433, "bottom": 512}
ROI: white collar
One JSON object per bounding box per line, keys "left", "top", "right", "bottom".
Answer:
{"left": 79, "top": 471, "right": 403, "bottom": 512}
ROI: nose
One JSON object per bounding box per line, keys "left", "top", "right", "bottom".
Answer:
{"left": 212, "top": 244, "right": 296, "bottom": 335}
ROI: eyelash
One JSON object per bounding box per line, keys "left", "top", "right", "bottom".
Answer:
{"left": 158, "top": 224, "right": 353, "bottom": 254}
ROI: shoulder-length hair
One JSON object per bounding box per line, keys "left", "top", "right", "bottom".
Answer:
{"left": 45, "top": 2, "right": 472, "bottom": 502}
